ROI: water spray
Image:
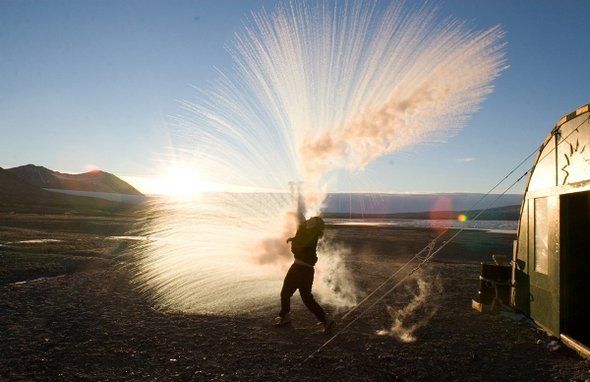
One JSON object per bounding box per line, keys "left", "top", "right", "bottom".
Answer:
{"left": 288, "top": 180, "right": 305, "bottom": 222}
{"left": 130, "top": 0, "right": 506, "bottom": 316}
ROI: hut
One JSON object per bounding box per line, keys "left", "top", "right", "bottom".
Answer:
{"left": 512, "top": 103, "right": 590, "bottom": 358}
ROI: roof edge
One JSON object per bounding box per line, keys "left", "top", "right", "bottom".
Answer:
{"left": 554, "top": 103, "right": 590, "bottom": 131}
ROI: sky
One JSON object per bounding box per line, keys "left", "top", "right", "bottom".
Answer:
{"left": 1, "top": 0, "right": 589, "bottom": 195}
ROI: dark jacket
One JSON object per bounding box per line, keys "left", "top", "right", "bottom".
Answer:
{"left": 289, "top": 223, "right": 322, "bottom": 266}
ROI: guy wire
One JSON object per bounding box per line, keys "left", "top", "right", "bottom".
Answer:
{"left": 340, "top": 141, "right": 539, "bottom": 322}
{"left": 305, "top": 115, "right": 589, "bottom": 363}
{"left": 304, "top": 169, "right": 528, "bottom": 364}
{"left": 305, "top": 143, "right": 543, "bottom": 364}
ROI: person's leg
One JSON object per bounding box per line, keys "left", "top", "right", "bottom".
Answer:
{"left": 298, "top": 267, "right": 326, "bottom": 322}
{"left": 279, "top": 264, "right": 299, "bottom": 318}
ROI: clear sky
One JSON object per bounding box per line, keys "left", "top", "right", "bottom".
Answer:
{"left": 1, "top": 0, "right": 589, "bottom": 195}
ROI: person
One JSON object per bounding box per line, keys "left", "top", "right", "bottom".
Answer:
{"left": 274, "top": 216, "right": 334, "bottom": 333}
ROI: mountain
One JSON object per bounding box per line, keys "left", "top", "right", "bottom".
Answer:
{"left": 7, "top": 164, "right": 142, "bottom": 195}
{"left": 0, "top": 167, "right": 50, "bottom": 200}
{"left": 0, "top": 165, "right": 144, "bottom": 214}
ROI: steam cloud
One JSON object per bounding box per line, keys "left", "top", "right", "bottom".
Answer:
{"left": 181, "top": 1, "right": 506, "bottom": 213}
{"left": 299, "top": 20, "right": 506, "bottom": 187}
{"left": 254, "top": 212, "right": 362, "bottom": 308}
{"left": 130, "top": 1, "right": 506, "bottom": 316}
{"left": 377, "top": 272, "right": 443, "bottom": 342}
{"left": 315, "top": 240, "right": 360, "bottom": 309}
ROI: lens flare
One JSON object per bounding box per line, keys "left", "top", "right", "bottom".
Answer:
{"left": 429, "top": 196, "right": 454, "bottom": 234}
{"left": 84, "top": 164, "right": 101, "bottom": 173}
{"left": 129, "top": 1, "right": 506, "bottom": 315}
{"left": 457, "top": 213, "right": 468, "bottom": 222}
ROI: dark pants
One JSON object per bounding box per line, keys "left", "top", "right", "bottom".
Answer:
{"left": 279, "top": 263, "right": 326, "bottom": 322}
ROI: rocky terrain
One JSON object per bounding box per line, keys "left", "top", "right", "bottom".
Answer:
{"left": 1, "top": 214, "right": 588, "bottom": 381}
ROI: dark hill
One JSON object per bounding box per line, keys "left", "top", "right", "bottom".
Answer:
{"left": 0, "top": 167, "right": 49, "bottom": 200}
{"left": 7, "top": 164, "right": 142, "bottom": 195}
{"left": 0, "top": 166, "right": 143, "bottom": 215}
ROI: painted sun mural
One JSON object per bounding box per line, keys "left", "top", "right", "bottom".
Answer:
{"left": 562, "top": 138, "right": 590, "bottom": 184}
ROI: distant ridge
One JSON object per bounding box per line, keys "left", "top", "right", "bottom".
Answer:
{"left": 323, "top": 204, "right": 521, "bottom": 221}
{"left": 0, "top": 167, "right": 51, "bottom": 200}
{"left": 7, "top": 164, "right": 142, "bottom": 195}
{"left": 0, "top": 165, "right": 145, "bottom": 214}
{"left": 321, "top": 192, "right": 522, "bottom": 215}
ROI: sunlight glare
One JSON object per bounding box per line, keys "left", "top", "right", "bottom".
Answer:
{"left": 158, "top": 165, "right": 209, "bottom": 199}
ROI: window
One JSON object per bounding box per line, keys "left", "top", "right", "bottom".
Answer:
{"left": 534, "top": 198, "right": 549, "bottom": 274}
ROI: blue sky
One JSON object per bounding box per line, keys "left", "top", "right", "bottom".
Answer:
{"left": 1, "top": 0, "right": 589, "bottom": 195}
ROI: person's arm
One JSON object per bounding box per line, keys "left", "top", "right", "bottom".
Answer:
{"left": 287, "top": 225, "right": 304, "bottom": 243}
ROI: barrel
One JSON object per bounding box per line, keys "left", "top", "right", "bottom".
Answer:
{"left": 476, "top": 263, "right": 511, "bottom": 306}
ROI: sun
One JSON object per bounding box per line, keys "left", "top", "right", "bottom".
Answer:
{"left": 156, "top": 165, "right": 210, "bottom": 199}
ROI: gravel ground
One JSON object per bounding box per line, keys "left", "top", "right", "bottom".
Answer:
{"left": 1, "top": 216, "right": 589, "bottom": 381}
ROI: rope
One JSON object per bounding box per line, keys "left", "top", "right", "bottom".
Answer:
{"left": 340, "top": 239, "right": 436, "bottom": 320}
{"left": 304, "top": 162, "right": 530, "bottom": 363}
{"left": 340, "top": 168, "right": 531, "bottom": 323}
{"left": 533, "top": 115, "right": 590, "bottom": 166}
{"left": 337, "top": 115, "right": 589, "bottom": 324}
{"left": 304, "top": 114, "right": 590, "bottom": 363}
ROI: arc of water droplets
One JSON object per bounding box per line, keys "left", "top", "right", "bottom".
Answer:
{"left": 131, "top": 0, "right": 507, "bottom": 315}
